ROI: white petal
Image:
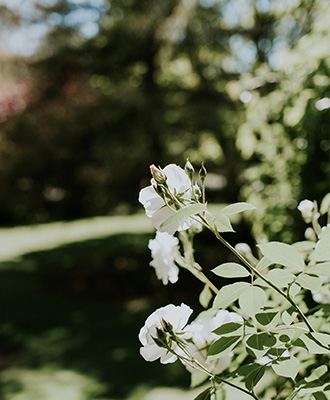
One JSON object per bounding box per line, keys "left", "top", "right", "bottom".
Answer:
{"left": 138, "top": 186, "right": 164, "bottom": 217}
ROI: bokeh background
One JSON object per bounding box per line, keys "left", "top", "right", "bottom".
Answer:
{"left": 0, "top": 0, "right": 329, "bottom": 399}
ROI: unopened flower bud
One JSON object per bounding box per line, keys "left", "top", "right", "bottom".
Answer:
{"left": 304, "top": 227, "right": 316, "bottom": 241}
{"left": 185, "top": 159, "right": 194, "bottom": 181}
{"left": 161, "top": 318, "right": 174, "bottom": 334}
{"left": 150, "top": 164, "right": 167, "bottom": 185}
{"left": 297, "top": 199, "right": 314, "bottom": 223}
{"left": 199, "top": 163, "right": 207, "bottom": 183}
{"left": 235, "top": 242, "right": 252, "bottom": 257}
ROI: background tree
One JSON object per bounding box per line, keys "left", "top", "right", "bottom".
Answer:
{"left": 0, "top": 0, "right": 328, "bottom": 243}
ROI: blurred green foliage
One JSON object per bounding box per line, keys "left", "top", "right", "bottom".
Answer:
{"left": 0, "top": 0, "right": 329, "bottom": 242}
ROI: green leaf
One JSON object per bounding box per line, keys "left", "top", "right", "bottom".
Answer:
{"left": 255, "top": 311, "right": 280, "bottom": 327}
{"left": 191, "top": 372, "right": 208, "bottom": 388}
{"left": 267, "top": 347, "right": 287, "bottom": 357}
{"left": 160, "top": 204, "right": 206, "bottom": 228}
{"left": 213, "top": 282, "right": 250, "bottom": 309}
{"left": 271, "top": 356, "right": 300, "bottom": 380}
{"left": 299, "top": 333, "right": 330, "bottom": 354}
{"left": 320, "top": 192, "right": 330, "bottom": 215}
{"left": 212, "top": 262, "right": 250, "bottom": 278}
{"left": 208, "top": 335, "right": 241, "bottom": 358}
{"left": 266, "top": 269, "right": 295, "bottom": 287}
{"left": 258, "top": 242, "right": 305, "bottom": 271}
{"left": 307, "top": 263, "right": 330, "bottom": 276}
{"left": 238, "top": 286, "right": 266, "bottom": 317}
{"left": 246, "top": 333, "right": 276, "bottom": 350}
{"left": 282, "top": 308, "right": 298, "bottom": 326}
{"left": 256, "top": 257, "right": 272, "bottom": 271}
{"left": 245, "top": 367, "right": 265, "bottom": 391}
{"left": 292, "top": 241, "right": 316, "bottom": 252}
{"left": 212, "top": 213, "right": 235, "bottom": 233}
{"left": 310, "top": 332, "right": 330, "bottom": 347}
{"left": 221, "top": 202, "right": 256, "bottom": 215}
{"left": 199, "top": 284, "right": 213, "bottom": 308}
{"left": 194, "top": 387, "right": 211, "bottom": 400}
{"left": 305, "top": 365, "right": 328, "bottom": 383}
{"left": 312, "top": 227, "right": 330, "bottom": 262}
{"left": 234, "top": 363, "right": 260, "bottom": 377}
{"left": 213, "top": 322, "right": 243, "bottom": 336}
{"left": 296, "top": 273, "right": 322, "bottom": 291}
{"left": 286, "top": 388, "right": 301, "bottom": 400}
{"left": 313, "top": 392, "right": 328, "bottom": 400}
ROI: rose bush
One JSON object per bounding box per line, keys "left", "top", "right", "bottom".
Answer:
{"left": 138, "top": 162, "right": 330, "bottom": 400}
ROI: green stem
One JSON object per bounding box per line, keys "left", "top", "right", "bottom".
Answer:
{"left": 175, "top": 343, "right": 260, "bottom": 400}
{"left": 211, "top": 227, "right": 316, "bottom": 333}
{"left": 213, "top": 376, "right": 260, "bottom": 400}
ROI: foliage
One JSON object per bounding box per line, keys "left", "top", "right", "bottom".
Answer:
{"left": 0, "top": 0, "right": 328, "bottom": 239}
{"left": 138, "top": 162, "right": 330, "bottom": 400}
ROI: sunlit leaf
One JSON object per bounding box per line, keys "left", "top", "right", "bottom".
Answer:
{"left": 213, "top": 282, "right": 250, "bottom": 309}
{"left": 271, "top": 356, "right": 300, "bottom": 380}
{"left": 292, "top": 241, "right": 315, "bottom": 252}
{"left": 282, "top": 308, "right": 298, "bottom": 326}
{"left": 305, "top": 365, "right": 328, "bottom": 382}
{"left": 199, "top": 284, "right": 213, "bottom": 308}
{"left": 266, "top": 269, "right": 295, "bottom": 287}
{"left": 296, "top": 273, "right": 322, "bottom": 291}
{"left": 221, "top": 202, "right": 256, "bottom": 215}
{"left": 256, "top": 257, "right": 272, "bottom": 271}
{"left": 160, "top": 204, "right": 206, "bottom": 228}
{"left": 298, "top": 333, "right": 330, "bottom": 354}
{"left": 258, "top": 242, "right": 305, "bottom": 271}
{"left": 212, "top": 213, "right": 235, "bottom": 233}
{"left": 320, "top": 192, "right": 330, "bottom": 215}
{"left": 238, "top": 286, "right": 266, "bottom": 317}
{"left": 212, "top": 262, "right": 250, "bottom": 278}
{"left": 307, "top": 263, "right": 330, "bottom": 276}
{"left": 312, "top": 227, "right": 330, "bottom": 262}
{"left": 191, "top": 372, "right": 208, "bottom": 388}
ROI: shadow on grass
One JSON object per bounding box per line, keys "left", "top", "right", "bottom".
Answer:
{"left": 0, "top": 233, "right": 197, "bottom": 399}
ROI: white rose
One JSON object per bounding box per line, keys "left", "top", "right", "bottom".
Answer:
{"left": 139, "top": 164, "right": 199, "bottom": 234}
{"left": 138, "top": 303, "right": 193, "bottom": 364}
{"left": 148, "top": 231, "right": 180, "bottom": 285}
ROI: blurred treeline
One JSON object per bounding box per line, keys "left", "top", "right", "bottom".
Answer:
{"left": 0, "top": 0, "right": 329, "bottom": 241}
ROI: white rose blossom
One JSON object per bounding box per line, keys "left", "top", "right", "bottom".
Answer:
{"left": 139, "top": 164, "right": 200, "bottom": 234}
{"left": 148, "top": 231, "right": 180, "bottom": 285}
{"left": 182, "top": 310, "right": 243, "bottom": 375}
{"left": 138, "top": 303, "right": 193, "bottom": 364}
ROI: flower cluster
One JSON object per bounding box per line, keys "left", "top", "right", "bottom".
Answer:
{"left": 138, "top": 163, "right": 200, "bottom": 235}
{"left": 138, "top": 163, "right": 330, "bottom": 400}
{"left": 138, "top": 303, "right": 242, "bottom": 376}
